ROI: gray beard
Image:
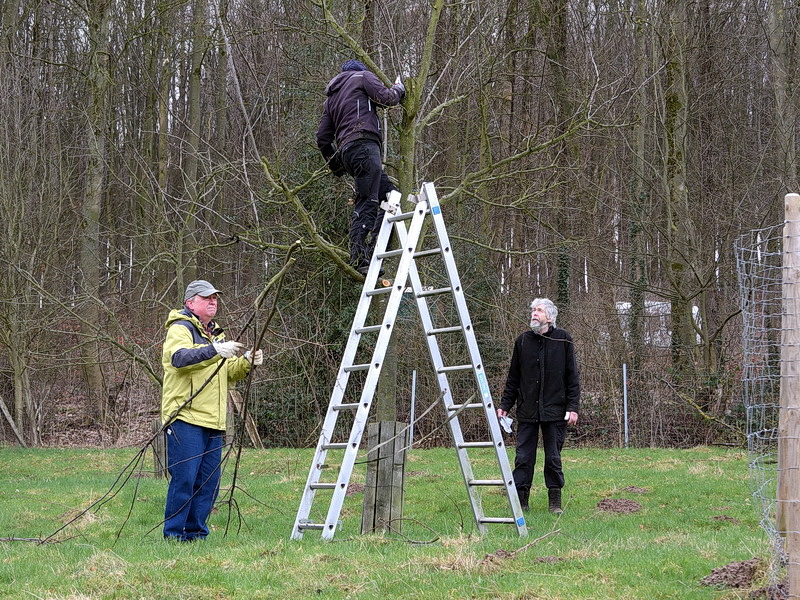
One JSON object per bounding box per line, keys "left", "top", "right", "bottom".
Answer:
{"left": 530, "top": 320, "right": 549, "bottom": 333}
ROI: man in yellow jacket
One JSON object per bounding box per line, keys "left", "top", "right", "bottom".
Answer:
{"left": 161, "top": 279, "right": 262, "bottom": 541}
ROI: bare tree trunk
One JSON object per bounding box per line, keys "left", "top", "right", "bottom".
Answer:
{"left": 543, "top": 0, "right": 574, "bottom": 318}
{"left": 180, "top": 0, "right": 208, "bottom": 287}
{"left": 662, "top": 0, "right": 696, "bottom": 375}
{"left": 80, "top": 0, "right": 112, "bottom": 423}
{"left": 9, "top": 351, "right": 38, "bottom": 445}
{"left": 362, "top": 0, "right": 377, "bottom": 55}
{"left": 768, "top": 0, "right": 799, "bottom": 193}
{"left": 628, "top": 0, "right": 651, "bottom": 395}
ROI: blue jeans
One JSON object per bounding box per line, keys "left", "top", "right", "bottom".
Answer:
{"left": 512, "top": 420, "right": 566, "bottom": 492}
{"left": 164, "top": 419, "right": 224, "bottom": 541}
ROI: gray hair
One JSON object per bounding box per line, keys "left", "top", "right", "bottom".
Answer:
{"left": 530, "top": 297, "right": 558, "bottom": 326}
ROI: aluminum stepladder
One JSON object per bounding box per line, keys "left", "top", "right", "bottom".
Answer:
{"left": 291, "top": 181, "right": 527, "bottom": 540}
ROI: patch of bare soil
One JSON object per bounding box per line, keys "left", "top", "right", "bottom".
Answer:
{"left": 596, "top": 498, "right": 641, "bottom": 514}
{"left": 700, "top": 558, "right": 761, "bottom": 589}
{"left": 346, "top": 482, "right": 365, "bottom": 496}
{"left": 712, "top": 514, "right": 740, "bottom": 524}
{"left": 749, "top": 577, "right": 788, "bottom": 599}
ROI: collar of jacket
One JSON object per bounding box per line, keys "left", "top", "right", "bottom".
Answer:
{"left": 530, "top": 325, "right": 557, "bottom": 338}
{"left": 180, "top": 307, "right": 223, "bottom": 337}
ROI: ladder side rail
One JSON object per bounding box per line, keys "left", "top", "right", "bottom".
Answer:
{"left": 291, "top": 203, "right": 402, "bottom": 540}
{"left": 291, "top": 292, "right": 377, "bottom": 539}
{"left": 420, "top": 182, "right": 528, "bottom": 535}
{"left": 318, "top": 200, "right": 429, "bottom": 540}
{"left": 395, "top": 213, "right": 488, "bottom": 534}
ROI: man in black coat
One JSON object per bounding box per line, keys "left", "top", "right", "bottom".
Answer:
{"left": 316, "top": 60, "right": 405, "bottom": 274}
{"left": 497, "top": 298, "right": 580, "bottom": 514}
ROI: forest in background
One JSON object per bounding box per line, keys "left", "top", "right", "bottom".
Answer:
{"left": 0, "top": 0, "right": 794, "bottom": 449}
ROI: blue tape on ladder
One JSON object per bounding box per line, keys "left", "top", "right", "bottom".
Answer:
{"left": 478, "top": 372, "right": 491, "bottom": 401}
{"left": 432, "top": 206, "right": 441, "bottom": 215}
{"left": 517, "top": 516, "right": 526, "bottom": 526}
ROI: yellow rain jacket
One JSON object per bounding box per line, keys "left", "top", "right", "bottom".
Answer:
{"left": 161, "top": 308, "right": 251, "bottom": 430}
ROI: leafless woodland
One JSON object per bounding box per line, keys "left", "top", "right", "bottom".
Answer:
{"left": 0, "top": 0, "right": 793, "bottom": 449}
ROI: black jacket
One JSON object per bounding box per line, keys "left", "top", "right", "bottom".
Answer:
{"left": 316, "top": 69, "right": 403, "bottom": 161}
{"left": 500, "top": 326, "right": 580, "bottom": 422}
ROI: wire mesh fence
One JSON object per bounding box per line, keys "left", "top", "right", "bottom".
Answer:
{"left": 735, "top": 221, "right": 786, "bottom": 587}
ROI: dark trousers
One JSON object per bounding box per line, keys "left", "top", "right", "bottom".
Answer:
{"left": 164, "top": 419, "right": 224, "bottom": 541}
{"left": 341, "top": 140, "right": 397, "bottom": 267}
{"left": 512, "top": 420, "right": 567, "bottom": 492}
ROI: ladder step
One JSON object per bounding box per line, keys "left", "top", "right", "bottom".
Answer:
{"left": 469, "top": 479, "right": 504, "bottom": 486}
{"left": 438, "top": 364, "right": 473, "bottom": 373}
{"left": 427, "top": 325, "right": 462, "bottom": 335}
{"left": 355, "top": 325, "right": 382, "bottom": 334}
{"left": 479, "top": 517, "right": 516, "bottom": 524}
{"left": 310, "top": 482, "right": 337, "bottom": 490}
{"left": 387, "top": 209, "right": 419, "bottom": 222}
{"left": 344, "top": 363, "right": 370, "bottom": 372}
{"left": 448, "top": 403, "right": 484, "bottom": 411}
{"left": 366, "top": 287, "right": 392, "bottom": 297}
{"left": 417, "top": 287, "right": 452, "bottom": 298}
{"left": 458, "top": 441, "right": 494, "bottom": 448}
{"left": 297, "top": 522, "right": 325, "bottom": 530}
{"left": 321, "top": 443, "right": 349, "bottom": 450}
{"left": 413, "top": 247, "right": 441, "bottom": 258}
{"left": 376, "top": 248, "right": 403, "bottom": 260}
{"left": 375, "top": 248, "right": 403, "bottom": 260}
{"left": 333, "top": 403, "right": 360, "bottom": 411}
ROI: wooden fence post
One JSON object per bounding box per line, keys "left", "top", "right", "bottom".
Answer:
{"left": 361, "top": 421, "right": 408, "bottom": 534}
{"left": 780, "top": 192, "right": 800, "bottom": 597}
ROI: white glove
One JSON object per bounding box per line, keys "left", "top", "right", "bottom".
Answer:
{"left": 245, "top": 349, "right": 264, "bottom": 366}
{"left": 213, "top": 340, "right": 244, "bottom": 359}
{"left": 392, "top": 76, "right": 406, "bottom": 98}
{"left": 499, "top": 415, "right": 513, "bottom": 434}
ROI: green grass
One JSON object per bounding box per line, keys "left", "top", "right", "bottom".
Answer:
{"left": 0, "top": 446, "right": 771, "bottom": 599}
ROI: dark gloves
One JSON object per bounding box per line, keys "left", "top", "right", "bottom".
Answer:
{"left": 320, "top": 143, "right": 346, "bottom": 177}
{"left": 327, "top": 153, "right": 346, "bottom": 177}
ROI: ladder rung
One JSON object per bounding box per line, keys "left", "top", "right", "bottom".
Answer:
{"left": 297, "top": 522, "right": 325, "bottom": 530}
{"left": 479, "top": 517, "right": 516, "bottom": 524}
{"left": 458, "top": 441, "right": 494, "bottom": 448}
{"left": 344, "top": 363, "right": 370, "bottom": 372}
{"left": 417, "top": 287, "right": 452, "bottom": 297}
{"left": 333, "top": 403, "right": 359, "bottom": 411}
{"left": 376, "top": 248, "right": 403, "bottom": 260}
{"left": 427, "top": 326, "right": 462, "bottom": 335}
{"left": 309, "top": 482, "right": 337, "bottom": 490}
{"left": 321, "top": 443, "right": 348, "bottom": 450}
{"left": 438, "top": 364, "right": 473, "bottom": 373}
{"left": 448, "top": 403, "right": 484, "bottom": 411}
{"left": 355, "top": 325, "right": 382, "bottom": 334}
{"left": 387, "top": 209, "right": 419, "bottom": 222}
{"left": 413, "top": 247, "right": 441, "bottom": 258}
{"left": 469, "top": 479, "right": 503, "bottom": 486}
{"left": 366, "top": 287, "right": 393, "bottom": 297}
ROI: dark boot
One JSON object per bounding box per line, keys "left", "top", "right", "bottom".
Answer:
{"left": 548, "top": 488, "right": 563, "bottom": 514}
{"left": 517, "top": 488, "right": 530, "bottom": 512}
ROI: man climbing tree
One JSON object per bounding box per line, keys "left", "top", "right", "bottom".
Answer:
{"left": 316, "top": 59, "right": 405, "bottom": 275}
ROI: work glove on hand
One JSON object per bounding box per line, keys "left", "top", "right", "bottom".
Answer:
{"left": 392, "top": 76, "right": 406, "bottom": 99}
{"left": 245, "top": 349, "right": 264, "bottom": 366}
{"left": 213, "top": 340, "right": 244, "bottom": 359}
